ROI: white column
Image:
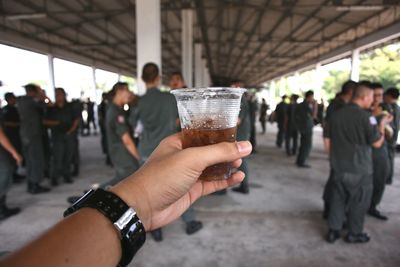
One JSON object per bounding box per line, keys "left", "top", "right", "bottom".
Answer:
{"left": 181, "top": 9, "right": 193, "bottom": 87}
{"left": 92, "top": 67, "right": 99, "bottom": 104}
{"left": 279, "top": 76, "right": 285, "bottom": 97}
{"left": 202, "top": 59, "right": 208, "bottom": 87}
{"left": 294, "top": 71, "right": 300, "bottom": 94}
{"left": 47, "top": 54, "right": 55, "bottom": 101}
{"left": 136, "top": 0, "right": 161, "bottom": 95}
{"left": 270, "top": 80, "right": 276, "bottom": 108}
{"left": 194, "top": 43, "right": 202, "bottom": 87}
{"left": 314, "top": 63, "right": 323, "bottom": 100}
{"left": 351, "top": 48, "right": 360, "bottom": 82}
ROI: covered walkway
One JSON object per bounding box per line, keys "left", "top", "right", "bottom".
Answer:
{"left": 1, "top": 125, "right": 399, "bottom": 267}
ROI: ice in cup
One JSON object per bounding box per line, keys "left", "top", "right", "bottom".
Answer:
{"left": 171, "top": 87, "right": 246, "bottom": 181}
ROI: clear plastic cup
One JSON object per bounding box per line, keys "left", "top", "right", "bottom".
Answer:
{"left": 171, "top": 87, "right": 246, "bottom": 181}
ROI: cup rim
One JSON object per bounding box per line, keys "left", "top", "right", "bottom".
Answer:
{"left": 170, "top": 87, "right": 246, "bottom": 95}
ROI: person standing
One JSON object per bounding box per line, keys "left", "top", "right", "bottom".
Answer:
{"left": 325, "top": 81, "right": 391, "bottom": 244}
{"left": 130, "top": 63, "right": 179, "bottom": 241}
{"left": 285, "top": 94, "right": 299, "bottom": 156}
{"left": 98, "top": 93, "right": 111, "bottom": 166}
{"left": 322, "top": 80, "right": 357, "bottom": 219}
{"left": 103, "top": 82, "right": 140, "bottom": 187}
{"left": 17, "top": 84, "right": 50, "bottom": 194}
{"left": 232, "top": 80, "right": 251, "bottom": 194}
{"left": 0, "top": 110, "right": 23, "bottom": 220}
{"left": 274, "top": 95, "right": 288, "bottom": 148}
{"left": 294, "top": 91, "right": 315, "bottom": 168}
{"left": 167, "top": 71, "right": 203, "bottom": 236}
{"left": 259, "top": 98, "right": 269, "bottom": 134}
{"left": 248, "top": 93, "right": 258, "bottom": 151}
{"left": 368, "top": 83, "right": 391, "bottom": 220}
{"left": 382, "top": 87, "right": 399, "bottom": 185}
{"left": 2, "top": 93, "right": 24, "bottom": 182}
{"left": 47, "top": 88, "right": 80, "bottom": 186}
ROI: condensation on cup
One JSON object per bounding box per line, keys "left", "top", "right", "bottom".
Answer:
{"left": 171, "top": 87, "right": 246, "bottom": 181}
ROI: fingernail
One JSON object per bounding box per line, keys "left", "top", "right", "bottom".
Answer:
{"left": 236, "top": 141, "right": 252, "bottom": 153}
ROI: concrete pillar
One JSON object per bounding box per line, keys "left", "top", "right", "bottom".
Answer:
{"left": 194, "top": 43, "right": 202, "bottom": 87}
{"left": 270, "top": 80, "right": 276, "bottom": 108}
{"left": 351, "top": 48, "right": 360, "bottom": 82}
{"left": 294, "top": 71, "right": 300, "bottom": 94}
{"left": 181, "top": 9, "right": 193, "bottom": 87}
{"left": 202, "top": 59, "right": 208, "bottom": 87}
{"left": 136, "top": 0, "right": 161, "bottom": 95}
{"left": 47, "top": 54, "right": 55, "bottom": 101}
{"left": 279, "top": 76, "right": 285, "bottom": 97}
{"left": 92, "top": 67, "right": 98, "bottom": 104}
{"left": 314, "top": 63, "right": 323, "bottom": 101}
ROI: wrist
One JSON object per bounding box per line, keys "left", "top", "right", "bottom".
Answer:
{"left": 110, "top": 179, "right": 152, "bottom": 231}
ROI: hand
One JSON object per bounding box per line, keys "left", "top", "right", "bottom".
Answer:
{"left": 12, "top": 152, "right": 23, "bottom": 166}
{"left": 111, "top": 133, "right": 252, "bottom": 231}
{"left": 382, "top": 114, "right": 394, "bottom": 124}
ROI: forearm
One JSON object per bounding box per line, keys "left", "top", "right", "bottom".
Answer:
{"left": 122, "top": 133, "right": 140, "bottom": 160}
{"left": 323, "top": 138, "right": 331, "bottom": 155}
{"left": 0, "top": 208, "right": 121, "bottom": 267}
{"left": 67, "top": 119, "right": 80, "bottom": 134}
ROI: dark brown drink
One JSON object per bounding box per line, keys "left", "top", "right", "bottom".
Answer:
{"left": 182, "top": 126, "right": 237, "bottom": 181}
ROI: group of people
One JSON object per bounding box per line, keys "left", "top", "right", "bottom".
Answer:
{"left": 322, "top": 81, "right": 399, "bottom": 243}
{"left": 0, "top": 85, "right": 84, "bottom": 220}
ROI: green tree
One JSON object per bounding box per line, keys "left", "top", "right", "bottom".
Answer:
{"left": 322, "top": 70, "right": 350, "bottom": 100}
{"left": 360, "top": 45, "right": 400, "bottom": 89}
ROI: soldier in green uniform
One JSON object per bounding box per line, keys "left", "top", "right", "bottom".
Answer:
{"left": 167, "top": 71, "right": 203, "bottom": 236}
{"left": 274, "top": 95, "right": 288, "bottom": 148}
{"left": 294, "top": 90, "right": 315, "bottom": 168}
{"left": 368, "top": 83, "right": 391, "bottom": 221}
{"left": 322, "top": 81, "right": 357, "bottom": 219}
{"left": 17, "top": 84, "right": 50, "bottom": 194}
{"left": 284, "top": 94, "right": 299, "bottom": 156}
{"left": 382, "top": 88, "right": 399, "bottom": 185}
{"left": 232, "top": 81, "right": 251, "bottom": 194}
{"left": 325, "top": 81, "right": 391, "bottom": 244}
{"left": 103, "top": 82, "right": 140, "bottom": 187}
{"left": 46, "top": 88, "right": 80, "bottom": 186}
{"left": 0, "top": 110, "right": 23, "bottom": 220}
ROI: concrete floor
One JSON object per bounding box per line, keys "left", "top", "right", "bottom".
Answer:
{"left": 1, "top": 125, "right": 399, "bottom": 267}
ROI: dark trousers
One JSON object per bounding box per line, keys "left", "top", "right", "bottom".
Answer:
{"left": 250, "top": 123, "right": 256, "bottom": 149}
{"left": 296, "top": 131, "right": 312, "bottom": 165}
{"left": 323, "top": 169, "right": 334, "bottom": 211}
{"left": 22, "top": 135, "right": 44, "bottom": 184}
{"left": 285, "top": 129, "right": 298, "bottom": 155}
{"left": 238, "top": 158, "right": 249, "bottom": 190}
{"left": 260, "top": 120, "right": 266, "bottom": 134}
{"left": 276, "top": 123, "right": 285, "bottom": 147}
{"left": 0, "top": 158, "right": 13, "bottom": 199}
{"left": 51, "top": 135, "right": 74, "bottom": 182}
{"left": 386, "top": 146, "right": 395, "bottom": 184}
{"left": 371, "top": 155, "right": 389, "bottom": 209}
{"left": 328, "top": 172, "right": 372, "bottom": 234}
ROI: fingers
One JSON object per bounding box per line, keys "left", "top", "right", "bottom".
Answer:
{"left": 181, "top": 141, "right": 252, "bottom": 171}
{"left": 201, "top": 171, "right": 245, "bottom": 196}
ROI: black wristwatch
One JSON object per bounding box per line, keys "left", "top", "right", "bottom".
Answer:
{"left": 64, "top": 189, "right": 146, "bottom": 267}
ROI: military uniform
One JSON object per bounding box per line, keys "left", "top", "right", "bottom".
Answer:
{"left": 0, "top": 111, "right": 14, "bottom": 201}
{"left": 248, "top": 98, "right": 258, "bottom": 149}
{"left": 17, "top": 96, "right": 46, "bottom": 188}
{"left": 294, "top": 100, "right": 314, "bottom": 166}
{"left": 236, "top": 96, "right": 251, "bottom": 192}
{"left": 275, "top": 101, "right": 288, "bottom": 147}
{"left": 383, "top": 102, "right": 399, "bottom": 184}
{"left": 326, "top": 103, "right": 380, "bottom": 234}
{"left": 285, "top": 103, "right": 298, "bottom": 156}
{"left": 1, "top": 104, "right": 22, "bottom": 157}
{"left": 322, "top": 97, "right": 348, "bottom": 217}
{"left": 105, "top": 103, "right": 139, "bottom": 186}
{"left": 370, "top": 113, "right": 390, "bottom": 210}
{"left": 132, "top": 88, "right": 178, "bottom": 160}
{"left": 47, "top": 103, "right": 79, "bottom": 184}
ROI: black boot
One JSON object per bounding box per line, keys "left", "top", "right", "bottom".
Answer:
{"left": 0, "top": 196, "right": 21, "bottom": 221}
{"left": 344, "top": 232, "right": 370, "bottom": 243}
{"left": 151, "top": 228, "right": 163, "bottom": 242}
{"left": 368, "top": 208, "right": 388, "bottom": 221}
{"left": 186, "top": 221, "right": 203, "bottom": 235}
{"left": 27, "top": 183, "right": 51, "bottom": 194}
{"left": 232, "top": 185, "right": 249, "bottom": 194}
{"left": 326, "top": 229, "right": 340, "bottom": 243}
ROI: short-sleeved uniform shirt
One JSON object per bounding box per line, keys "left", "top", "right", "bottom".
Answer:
{"left": 237, "top": 96, "right": 251, "bottom": 141}
{"left": 106, "top": 103, "right": 138, "bottom": 169}
{"left": 323, "top": 97, "right": 347, "bottom": 138}
{"left": 275, "top": 101, "right": 288, "bottom": 126}
{"left": 132, "top": 88, "right": 178, "bottom": 158}
{"left": 47, "top": 103, "right": 78, "bottom": 137}
{"left": 327, "top": 103, "right": 381, "bottom": 175}
{"left": 17, "top": 96, "right": 45, "bottom": 140}
{"left": 294, "top": 100, "right": 314, "bottom": 134}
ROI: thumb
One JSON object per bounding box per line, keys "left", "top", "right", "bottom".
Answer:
{"left": 180, "top": 141, "right": 252, "bottom": 170}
